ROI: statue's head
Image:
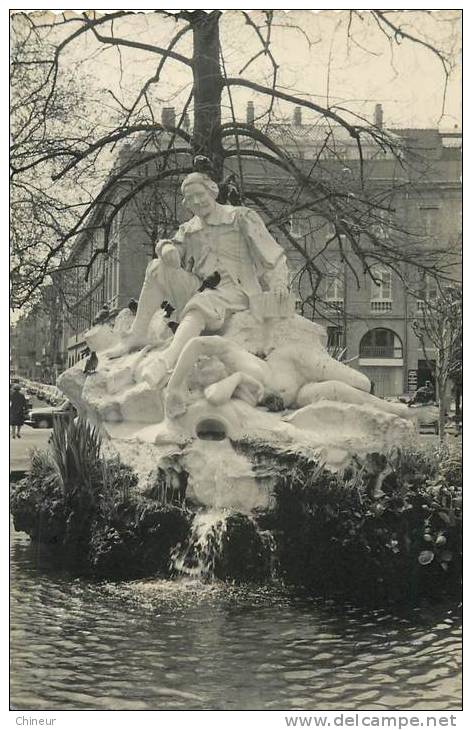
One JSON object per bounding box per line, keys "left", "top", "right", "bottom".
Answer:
{"left": 181, "top": 172, "right": 219, "bottom": 219}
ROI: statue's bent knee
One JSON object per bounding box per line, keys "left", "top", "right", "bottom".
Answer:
{"left": 144, "top": 259, "right": 165, "bottom": 283}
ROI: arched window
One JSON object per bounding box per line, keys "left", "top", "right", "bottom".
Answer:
{"left": 359, "top": 328, "right": 403, "bottom": 359}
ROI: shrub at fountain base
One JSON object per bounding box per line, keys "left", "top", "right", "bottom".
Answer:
{"left": 10, "top": 450, "right": 68, "bottom": 545}
{"left": 237, "top": 439, "right": 462, "bottom": 604}
{"left": 214, "top": 514, "right": 272, "bottom": 583}
{"left": 90, "top": 503, "right": 191, "bottom": 578}
{"left": 10, "top": 419, "right": 192, "bottom": 578}
{"left": 10, "top": 420, "right": 461, "bottom": 599}
{"left": 11, "top": 457, "right": 191, "bottom": 578}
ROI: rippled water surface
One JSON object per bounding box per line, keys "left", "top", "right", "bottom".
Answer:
{"left": 11, "top": 528, "right": 461, "bottom": 711}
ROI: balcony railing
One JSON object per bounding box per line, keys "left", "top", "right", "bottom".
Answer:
{"left": 323, "top": 299, "right": 344, "bottom": 310}
{"left": 359, "top": 345, "right": 403, "bottom": 358}
{"left": 370, "top": 300, "right": 392, "bottom": 312}
{"left": 416, "top": 298, "right": 436, "bottom": 312}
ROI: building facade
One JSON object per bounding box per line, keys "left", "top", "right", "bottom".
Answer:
{"left": 307, "top": 126, "right": 461, "bottom": 396}
{"left": 12, "top": 283, "right": 65, "bottom": 382}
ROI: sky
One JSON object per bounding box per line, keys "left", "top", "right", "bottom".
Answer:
{"left": 17, "top": 8, "right": 461, "bottom": 131}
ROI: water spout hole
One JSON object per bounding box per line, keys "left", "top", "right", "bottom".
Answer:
{"left": 195, "top": 417, "right": 227, "bottom": 441}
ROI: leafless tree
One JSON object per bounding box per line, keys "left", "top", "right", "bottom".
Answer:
{"left": 10, "top": 9, "right": 460, "bottom": 311}
{"left": 412, "top": 286, "right": 462, "bottom": 441}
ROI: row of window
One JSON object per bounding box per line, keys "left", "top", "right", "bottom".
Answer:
{"left": 288, "top": 206, "right": 443, "bottom": 240}
{"left": 283, "top": 144, "right": 394, "bottom": 162}
{"left": 320, "top": 263, "right": 437, "bottom": 311}
{"left": 67, "top": 245, "right": 121, "bottom": 336}
{"left": 70, "top": 277, "right": 109, "bottom": 335}
{"left": 104, "top": 249, "right": 120, "bottom": 307}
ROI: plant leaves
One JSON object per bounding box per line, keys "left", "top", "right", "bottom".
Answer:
{"left": 418, "top": 550, "right": 435, "bottom": 565}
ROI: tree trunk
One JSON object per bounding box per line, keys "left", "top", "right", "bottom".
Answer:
{"left": 438, "top": 383, "right": 448, "bottom": 443}
{"left": 454, "top": 381, "right": 462, "bottom": 430}
{"left": 189, "top": 11, "right": 224, "bottom": 180}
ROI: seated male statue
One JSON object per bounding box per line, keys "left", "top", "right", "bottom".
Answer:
{"left": 109, "top": 171, "right": 291, "bottom": 389}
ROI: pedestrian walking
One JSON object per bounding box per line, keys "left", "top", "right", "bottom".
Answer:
{"left": 10, "top": 384, "right": 28, "bottom": 439}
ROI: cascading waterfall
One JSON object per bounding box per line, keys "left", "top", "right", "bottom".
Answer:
{"left": 171, "top": 509, "right": 229, "bottom": 579}
{"left": 171, "top": 508, "right": 279, "bottom": 582}
{"left": 258, "top": 527, "right": 279, "bottom": 579}
{"left": 170, "top": 434, "right": 278, "bottom": 581}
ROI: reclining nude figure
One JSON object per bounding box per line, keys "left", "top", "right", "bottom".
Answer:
{"left": 108, "top": 171, "right": 292, "bottom": 389}
{"left": 164, "top": 335, "right": 412, "bottom": 420}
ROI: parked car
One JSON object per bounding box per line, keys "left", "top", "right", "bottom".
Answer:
{"left": 44, "top": 386, "right": 63, "bottom": 405}
{"left": 25, "top": 400, "right": 77, "bottom": 429}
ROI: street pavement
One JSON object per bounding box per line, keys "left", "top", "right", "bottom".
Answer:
{"left": 10, "top": 425, "right": 51, "bottom": 474}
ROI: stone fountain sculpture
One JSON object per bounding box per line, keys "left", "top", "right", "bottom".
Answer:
{"left": 58, "top": 171, "right": 416, "bottom": 512}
